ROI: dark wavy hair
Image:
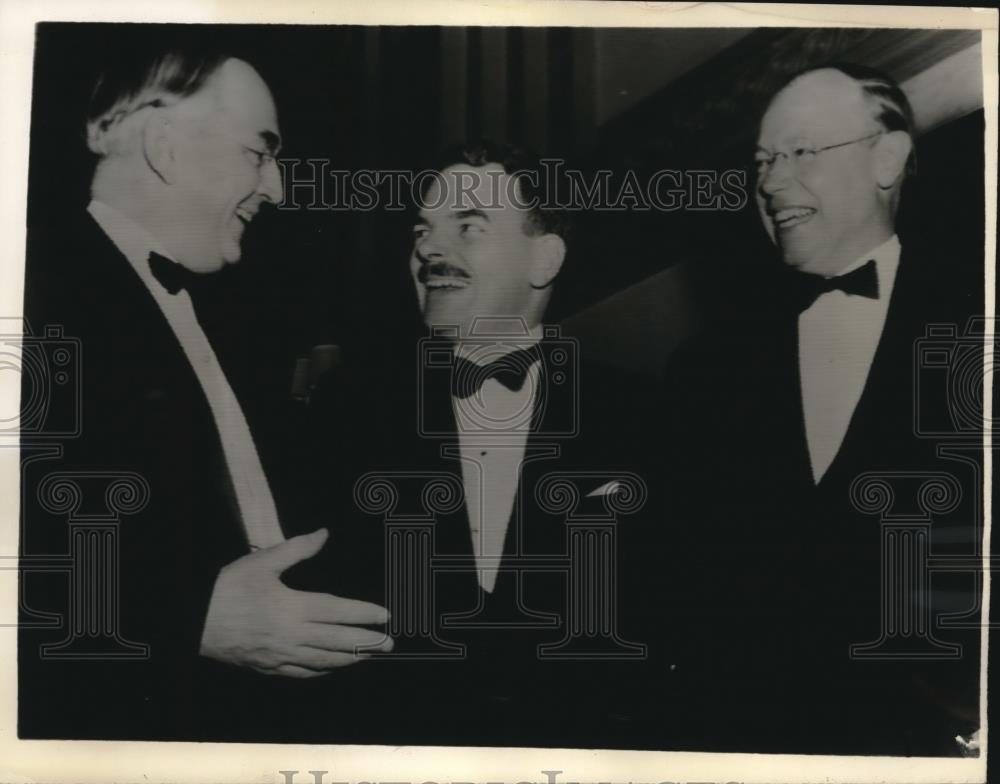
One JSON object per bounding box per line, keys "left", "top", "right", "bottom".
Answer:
{"left": 424, "top": 139, "right": 571, "bottom": 240}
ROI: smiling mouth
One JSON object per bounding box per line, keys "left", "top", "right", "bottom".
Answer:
{"left": 772, "top": 207, "right": 817, "bottom": 230}
{"left": 425, "top": 278, "right": 471, "bottom": 291}
{"left": 419, "top": 262, "right": 471, "bottom": 290}
{"left": 235, "top": 206, "right": 256, "bottom": 225}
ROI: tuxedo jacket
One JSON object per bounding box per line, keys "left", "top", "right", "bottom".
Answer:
{"left": 18, "top": 212, "right": 298, "bottom": 742}
{"left": 298, "top": 337, "right": 680, "bottom": 748}
{"left": 660, "top": 239, "right": 984, "bottom": 755}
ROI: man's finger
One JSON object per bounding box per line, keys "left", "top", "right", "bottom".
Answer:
{"left": 285, "top": 645, "right": 372, "bottom": 671}
{"left": 302, "top": 623, "right": 394, "bottom": 654}
{"left": 266, "top": 663, "right": 333, "bottom": 679}
{"left": 252, "top": 528, "right": 329, "bottom": 574}
{"left": 300, "top": 592, "right": 390, "bottom": 625}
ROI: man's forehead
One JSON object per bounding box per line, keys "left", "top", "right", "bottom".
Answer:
{"left": 758, "top": 69, "right": 872, "bottom": 143}
{"left": 420, "top": 163, "right": 524, "bottom": 213}
{"left": 185, "top": 58, "right": 282, "bottom": 148}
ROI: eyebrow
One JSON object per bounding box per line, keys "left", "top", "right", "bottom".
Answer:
{"left": 259, "top": 130, "right": 281, "bottom": 153}
{"left": 454, "top": 209, "right": 490, "bottom": 221}
{"left": 413, "top": 208, "right": 491, "bottom": 225}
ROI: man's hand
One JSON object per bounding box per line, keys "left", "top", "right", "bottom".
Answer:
{"left": 199, "top": 529, "right": 393, "bottom": 678}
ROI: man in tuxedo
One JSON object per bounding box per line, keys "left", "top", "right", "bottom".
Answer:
{"left": 662, "top": 64, "right": 983, "bottom": 755}
{"left": 19, "top": 47, "right": 390, "bottom": 742}
{"left": 308, "top": 142, "right": 675, "bottom": 747}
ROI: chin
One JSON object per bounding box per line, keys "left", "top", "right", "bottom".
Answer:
{"left": 182, "top": 257, "right": 224, "bottom": 275}
{"left": 778, "top": 239, "right": 819, "bottom": 272}
{"left": 423, "top": 302, "right": 470, "bottom": 333}
{"left": 219, "top": 241, "right": 245, "bottom": 267}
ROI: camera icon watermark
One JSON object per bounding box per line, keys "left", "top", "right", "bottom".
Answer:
{"left": 1, "top": 319, "right": 81, "bottom": 441}
{"left": 914, "top": 317, "right": 995, "bottom": 438}
{"left": 417, "top": 317, "right": 579, "bottom": 439}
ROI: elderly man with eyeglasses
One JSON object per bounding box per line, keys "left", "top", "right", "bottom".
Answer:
{"left": 19, "top": 47, "right": 390, "bottom": 743}
{"left": 658, "top": 64, "right": 983, "bottom": 756}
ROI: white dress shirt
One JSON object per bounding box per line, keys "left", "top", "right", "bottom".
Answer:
{"left": 798, "top": 234, "right": 901, "bottom": 483}
{"left": 452, "top": 333, "right": 542, "bottom": 593}
{"left": 87, "top": 200, "right": 285, "bottom": 550}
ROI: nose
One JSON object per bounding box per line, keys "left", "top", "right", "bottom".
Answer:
{"left": 757, "top": 155, "right": 792, "bottom": 198}
{"left": 414, "top": 232, "right": 446, "bottom": 264}
{"left": 257, "top": 157, "right": 284, "bottom": 204}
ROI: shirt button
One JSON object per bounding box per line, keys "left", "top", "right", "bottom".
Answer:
{"left": 480, "top": 450, "right": 488, "bottom": 456}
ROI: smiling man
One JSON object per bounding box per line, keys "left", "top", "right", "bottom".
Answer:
{"left": 412, "top": 146, "right": 566, "bottom": 341}
{"left": 659, "top": 63, "right": 983, "bottom": 755}
{"left": 755, "top": 66, "right": 913, "bottom": 279}
{"left": 299, "top": 142, "right": 679, "bottom": 747}
{"left": 86, "top": 55, "right": 285, "bottom": 273}
{"left": 410, "top": 142, "right": 567, "bottom": 598}
{"left": 20, "top": 47, "right": 390, "bottom": 742}
{"left": 754, "top": 64, "right": 915, "bottom": 482}
{"left": 342, "top": 142, "right": 671, "bottom": 747}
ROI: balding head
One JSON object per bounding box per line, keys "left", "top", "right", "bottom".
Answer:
{"left": 90, "top": 51, "right": 283, "bottom": 273}
{"left": 754, "top": 65, "right": 913, "bottom": 276}
{"left": 168, "top": 58, "right": 280, "bottom": 145}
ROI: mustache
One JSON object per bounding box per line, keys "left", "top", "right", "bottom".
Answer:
{"left": 417, "top": 260, "right": 471, "bottom": 283}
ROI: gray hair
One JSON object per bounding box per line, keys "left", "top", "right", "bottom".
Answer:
{"left": 86, "top": 49, "right": 230, "bottom": 156}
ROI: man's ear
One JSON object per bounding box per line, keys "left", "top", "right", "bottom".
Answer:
{"left": 141, "top": 112, "right": 177, "bottom": 184}
{"left": 873, "top": 130, "right": 912, "bottom": 189}
{"left": 529, "top": 233, "right": 566, "bottom": 289}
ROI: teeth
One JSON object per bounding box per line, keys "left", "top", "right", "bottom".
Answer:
{"left": 425, "top": 278, "right": 470, "bottom": 290}
{"left": 774, "top": 207, "right": 815, "bottom": 224}
{"left": 235, "top": 208, "right": 254, "bottom": 222}
{"left": 425, "top": 264, "right": 470, "bottom": 280}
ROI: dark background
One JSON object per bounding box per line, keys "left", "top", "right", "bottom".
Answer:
{"left": 18, "top": 22, "right": 992, "bottom": 756}
{"left": 26, "top": 23, "right": 987, "bottom": 389}
{"left": 21, "top": 22, "right": 992, "bottom": 755}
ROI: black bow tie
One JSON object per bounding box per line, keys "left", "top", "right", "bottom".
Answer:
{"left": 148, "top": 251, "right": 198, "bottom": 295}
{"left": 451, "top": 344, "right": 543, "bottom": 399}
{"left": 793, "top": 258, "right": 879, "bottom": 311}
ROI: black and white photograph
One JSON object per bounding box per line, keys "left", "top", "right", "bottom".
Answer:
{"left": 1, "top": 1, "right": 995, "bottom": 781}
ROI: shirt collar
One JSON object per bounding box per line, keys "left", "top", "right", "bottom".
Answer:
{"left": 454, "top": 320, "right": 544, "bottom": 363}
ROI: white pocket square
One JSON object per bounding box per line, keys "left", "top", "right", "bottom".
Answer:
{"left": 586, "top": 480, "right": 622, "bottom": 498}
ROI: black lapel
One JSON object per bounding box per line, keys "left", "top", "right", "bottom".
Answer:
{"left": 76, "top": 211, "right": 247, "bottom": 542}
{"left": 76, "top": 212, "right": 209, "bottom": 396}
{"left": 423, "top": 365, "right": 474, "bottom": 559}
{"left": 751, "top": 311, "right": 816, "bottom": 494}
{"left": 817, "top": 245, "right": 927, "bottom": 491}
{"left": 491, "top": 341, "right": 576, "bottom": 590}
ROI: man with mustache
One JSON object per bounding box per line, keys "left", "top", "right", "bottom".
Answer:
{"left": 396, "top": 142, "right": 579, "bottom": 745}
{"left": 662, "top": 64, "right": 983, "bottom": 754}
{"left": 307, "top": 141, "right": 675, "bottom": 747}
{"left": 19, "top": 46, "right": 390, "bottom": 742}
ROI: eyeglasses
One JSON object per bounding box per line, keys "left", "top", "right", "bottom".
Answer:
{"left": 754, "top": 131, "right": 884, "bottom": 176}
{"left": 241, "top": 145, "right": 278, "bottom": 170}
